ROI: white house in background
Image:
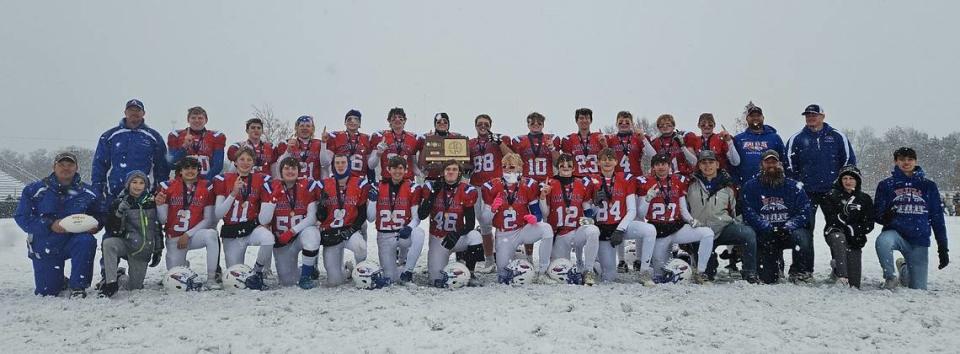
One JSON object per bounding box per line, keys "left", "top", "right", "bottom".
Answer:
{"left": 0, "top": 170, "right": 25, "bottom": 200}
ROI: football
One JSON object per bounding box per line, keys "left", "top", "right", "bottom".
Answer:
{"left": 58, "top": 214, "right": 99, "bottom": 233}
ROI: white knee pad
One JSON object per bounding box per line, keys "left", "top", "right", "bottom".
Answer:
{"left": 299, "top": 226, "right": 322, "bottom": 251}
{"left": 250, "top": 226, "right": 275, "bottom": 246}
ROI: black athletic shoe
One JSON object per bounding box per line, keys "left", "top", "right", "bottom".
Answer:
{"left": 70, "top": 288, "right": 87, "bottom": 299}
{"left": 617, "top": 260, "right": 629, "bottom": 273}
{"left": 98, "top": 282, "right": 119, "bottom": 298}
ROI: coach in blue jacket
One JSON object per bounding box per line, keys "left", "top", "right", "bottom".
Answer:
{"left": 784, "top": 104, "right": 856, "bottom": 229}
{"left": 15, "top": 152, "right": 104, "bottom": 297}
{"left": 874, "top": 147, "right": 948, "bottom": 290}
{"left": 91, "top": 99, "right": 169, "bottom": 205}
{"left": 741, "top": 150, "right": 814, "bottom": 284}
{"left": 732, "top": 105, "right": 786, "bottom": 186}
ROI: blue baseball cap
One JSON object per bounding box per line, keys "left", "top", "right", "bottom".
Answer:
{"left": 802, "top": 104, "right": 823, "bottom": 116}
{"left": 296, "top": 115, "right": 314, "bottom": 125}
{"left": 126, "top": 99, "right": 144, "bottom": 111}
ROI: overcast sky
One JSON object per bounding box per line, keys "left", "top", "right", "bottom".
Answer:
{"left": 1, "top": 0, "right": 958, "bottom": 153}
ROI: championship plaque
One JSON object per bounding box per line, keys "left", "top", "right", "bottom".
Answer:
{"left": 423, "top": 135, "right": 470, "bottom": 162}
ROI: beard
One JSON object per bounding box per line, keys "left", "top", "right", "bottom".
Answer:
{"left": 759, "top": 165, "right": 784, "bottom": 187}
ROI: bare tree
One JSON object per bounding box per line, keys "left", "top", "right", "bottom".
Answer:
{"left": 252, "top": 104, "right": 292, "bottom": 145}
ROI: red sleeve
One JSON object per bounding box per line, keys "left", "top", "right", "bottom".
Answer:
{"left": 369, "top": 132, "right": 382, "bottom": 148}
{"left": 167, "top": 131, "right": 182, "bottom": 150}
{"left": 481, "top": 183, "right": 494, "bottom": 205}
{"left": 560, "top": 135, "right": 573, "bottom": 154}
{"left": 410, "top": 184, "right": 423, "bottom": 205}
{"left": 683, "top": 132, "right": 698, "bottom": 149}
{"left": 527, "top": 179, "right": 542, "bottom": 202}
{"left": 205, "top": 182, "right": 216, "bottom": 206}
{"left": 551, "top": 135, "right": 562, "bottom": 153}
{"left": 636, "top": 177, "right": 649, "bottom": 197}
{"left": 464, "top": 186, "right": 479, "bottom": 206}
{"left": 275, "top": 142, "right": 288, "bottom": 158}
{"left": 260, "top": 181, "right": 275, "bottom": 202}
{"left": 226, "top": 144, "right": 239, "bottom": 162}
{"left": 214, "top": 132, "right": 227, "bottom": 150}
{"left": 675, "top": 176, "right": 689, "bottom": 197}
{"left": 213, "top": 176, "right": 225, "bottom": 197}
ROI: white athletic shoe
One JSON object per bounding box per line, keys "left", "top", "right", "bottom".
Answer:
{"left": 475, "top": 259, "right": 496, "bottom": 274}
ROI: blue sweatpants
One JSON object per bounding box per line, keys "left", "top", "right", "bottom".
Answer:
{"left": 29, "top": 233, "right": 97, "bottom": 296}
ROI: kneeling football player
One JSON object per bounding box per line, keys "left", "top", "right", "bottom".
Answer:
{"left": 542, "top": 153, "right": 600, "bottom": 285}
{"left": 420, "top": 160, "right": 485, "bottom": 287}
{"left": 314, "top": 154, "right": 369, "bottom": 287}
{"left": 259, "top": 157, "right": 320, "bottom": 287}
{"left": 367, "top": 156, "right": 425, "bottom": 284}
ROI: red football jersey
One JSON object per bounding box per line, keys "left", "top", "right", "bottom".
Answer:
{"left": 605, "top": 133, "right": 646, "bottom": 176}
{"left": 370, "top": 130, "right": 423, "bottom": 181}
{"left": 275, "top": 138, "right": 324, "bottom": 180}
{"left": 469, "top": 134, "right": 510, "bottom": 185}
{"left": 481, "top": 177, "right": 540, "bottom": 232}
{"left": 158, "top": 178, "right": 214, "bottom": 238}
{"left": 213, "top": 172, "right": 269, "bottom": 225}
{"left": 650, "top": 134, "right": 694, "bottom": 176}
{"left": 227, "top": 139, "right": 276, "bottom": 174}
{"left": 543, "top": 177, "right": 593, "bottom": 236}
{"left": 262, "top": 178, "right": 317, "bottom": 235}
{"left": 326, "top": 130, "right": 371, "bottom": 178}
{"left": 683, "top": 132, "right": 732, "bottom": 171}
{"left": 560, "top": 132, "right": 605, "bottom": 176}
{"left": 424, "top": 182, "right": 478, "bottom": 238}
{"left": 507, "top": 133, "right": 560, "bottom": 182}
{"left": 589, "top": 172, "right": 636, "bottom": 226}
{"left": 316, "top": 177, "right": 369, "bottom": 229}
{"left": 636, "top": 173, "right": 688, "bottom": 223}
{"left": 168, "top": 128, "right": 227, "bottom": 177}
{"left": 374, "top": 180, "right": 422, "bottom": 231}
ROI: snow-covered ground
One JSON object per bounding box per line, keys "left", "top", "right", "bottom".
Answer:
{"left": 1, "top": 216, "right": 958, "bottom": 353}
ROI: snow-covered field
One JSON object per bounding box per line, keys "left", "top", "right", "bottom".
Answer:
{"left": 1, "top": 217, "right": 958, "bottom": 353}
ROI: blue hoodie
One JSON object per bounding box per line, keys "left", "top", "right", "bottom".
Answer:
{"left": 740, "top": 175, "right": 810, "bottom": 234}
{"left": 732, "top": 125, "right": 786, "bottom": 185}
{"left": 92, "top": 118, "right": 169, "bottom": 199}
{"left": 784, "top": 123, "right": 856, "bottom": 194}
{"left": 15, "top": 173, "right": 105, "bottom": 245}
{"left": 873, "top": 166, "right": 947, "bottom": 248}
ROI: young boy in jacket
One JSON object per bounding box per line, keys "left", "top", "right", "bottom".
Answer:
{"left": 874, "top": 147, "right": 949, "bottom": 290}
{"left": 99, "top": 170, "right": 164, "bottom": 297}
{"left": 821, "top": 165, "right": 874, "bottom": 288}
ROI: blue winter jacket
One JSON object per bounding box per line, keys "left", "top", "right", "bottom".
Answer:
{"left": 740, "top": 176, "right": 811, "bottom": 234}
{"left": 873, "top": 166, "right": 947, "bottom": 248}
{"left": 784, "top": 123, "right": 856, "bottom": 194}
{"left": 732, "top": 125, "right": 786, "bottom": 185}
{"left": 14, "top": 173, "right": 104, "bottom": 253}
{"left": 91, "top": 118, "right": 169, "bottom": 199}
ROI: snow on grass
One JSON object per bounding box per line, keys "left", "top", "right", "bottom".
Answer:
{"left": 1, "top": 217, "right": 958, "bottom": 353}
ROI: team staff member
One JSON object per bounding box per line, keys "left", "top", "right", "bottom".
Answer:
{"left": 15, "top": 152, "right": 103, "bottom": 297}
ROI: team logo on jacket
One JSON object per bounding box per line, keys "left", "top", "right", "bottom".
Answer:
{"left": 759, "top": 195, "right": 788, "bottom": 223}
{"left": 892, "top": 187, "right": 928, "bottom": 215}
{"left": 742, "top": 141, "right": 769, "bottom": 152}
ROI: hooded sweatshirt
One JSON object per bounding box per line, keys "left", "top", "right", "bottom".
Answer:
{"left": 821, "top": 165, "right": 875, "bottom": 248}
{"left": 873, "top": 165, "right": 947, "bottom": 248}
{"left": 732, "top": 125, "right": 785, "bottom": 185}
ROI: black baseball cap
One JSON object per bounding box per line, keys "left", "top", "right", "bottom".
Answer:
{"left": 651, "top": 153, "right": 671, "bottom": 165}
{"left": 802, "top": 104, "right": 824, "bottom": 116}
{"left": 697, "top": 150, "right": 718, "bottom": 161}
{"left": 747, "top": 106, "right": 763, "bottom": 115}
{"left": 126, "top": 99, "right": 144, "bottom": 111}
{"left": 54, "top": 152, "right": 78, "bottom": 164}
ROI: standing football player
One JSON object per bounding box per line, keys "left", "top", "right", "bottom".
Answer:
{"left": 213, "top": 147, "right": 273, "bottom": 289}
{"left": 636, "top": 153, "right": 714, "bottom": 284}
{"left": 541, "top": 154, "right": 600, "bottom": 284}
{"left": 369, "top": 107, "right": 423, "bottom": 182}
{"left": 155, "top": 157, "right": 221, "bottom": 288}
{"left": 258, "top": 157, "right": 320, "bottom": 287}
{"left": 508, "top": 112, "right": 560, "bottom": 183}
{"left": 468, "top": 114, "right": 513, "bottom": 272}
{"left": 419, "top": 112, "right": 466, "bottom": 183}
{"left": 167, "top": 106, "right": 226, "bottom": 180}
{"left": 420, "top": 160, "right": 485, "bottom": 287}
{"left": 275, "top": 115, "right": 324, "bottom": 180}
{"left": 367, "top": 156, "right": 426, "bottom": 284}
{"left": 649, "top": 114, "right": 697, "bottom": 176}
{"left": 592, "top": 148, "right": 657, "bottom": 285}
{"left": 314, "top": 154, "right": 369, "bottom": 287}
{"left": 682, "top": 113, "right": 739, "bottom": 172}
{"left": 479, "top": 153, "right": 554, "bottom": 282}
{"left": 227, "top": 118, "right": 276, "bottom": 175}
{"left": 323, "top": 109, "right": 372, "bottom": 180}
{"left": 559, "top": 108, "right": 606, "bottom": 177}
